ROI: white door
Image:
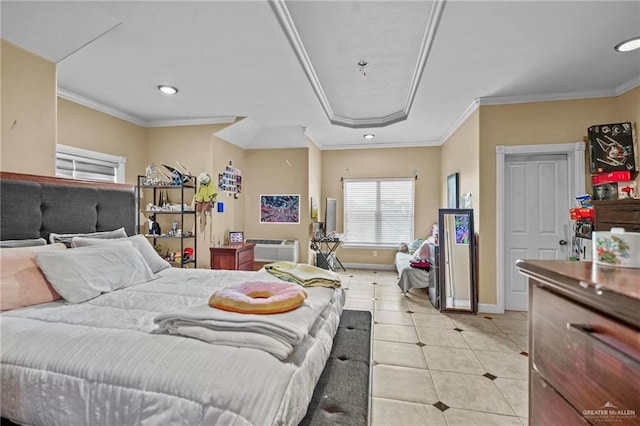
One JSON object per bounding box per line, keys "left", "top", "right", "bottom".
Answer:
{"left": 505, "top": 154, "right": 570, "bottom": 311}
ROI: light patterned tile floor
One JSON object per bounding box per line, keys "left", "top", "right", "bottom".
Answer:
{"left": 336, "top": 268, "right": 529, "bottom": 426}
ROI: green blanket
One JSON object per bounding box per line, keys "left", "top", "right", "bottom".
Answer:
{"left": 265, "top": 261, "right": 341, "bottom": 288}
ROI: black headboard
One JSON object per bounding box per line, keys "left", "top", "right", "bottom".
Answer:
{"left": 0, "top": 172, "right": 137, "bottom": 241}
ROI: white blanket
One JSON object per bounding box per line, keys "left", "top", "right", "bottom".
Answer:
{"left": 1, "top": 268, "right": 345, "bottom": 426}
{"left": 153, "top": 287, "right": 335, "bottom": 360}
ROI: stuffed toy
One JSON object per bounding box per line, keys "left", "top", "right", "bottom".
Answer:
{"left": 195, "top": 172, "right": 217, "bottom": 229}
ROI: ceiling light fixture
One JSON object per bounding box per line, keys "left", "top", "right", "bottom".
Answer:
{"left": 614, "top": 36, "right": 640, "bottom": 52}
{"left": 357, "top": 60, "right": 368, "bottom": 76}
{"left": 158, "top": 85, "right": 179, "bottom": 95}
{"left": 363, "top": 133, "right": 375, "bottom": 139}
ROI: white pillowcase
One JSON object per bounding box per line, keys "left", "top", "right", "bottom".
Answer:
{"left": 35, "top": 242, "right": 155, "bottom": 304}
{"left": 413, "top": 240, "right": 431, "bottom": 260}
{"left": 71, "top": 234, "right": 171, "bottom": 274}
{"left": 49, "top": 227, "right": 128, "bottom": 246}
{"left": 0, "top": 238, "right": 48, "bottom": 248}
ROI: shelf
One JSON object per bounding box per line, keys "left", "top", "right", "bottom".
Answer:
{"left": 138, "top": 175, "right": 197, "bottom": 269}
{"left": 145, "top": 210, "right": 195, "bottom": 214}
{"left": 168, "top": 259, "right": 196, "bottom": 267}
{"left": 144, "top": 234, "right": 195, "bottom": 239}
{"left": 140, "top": 184, "right": 195, "bottom": 189}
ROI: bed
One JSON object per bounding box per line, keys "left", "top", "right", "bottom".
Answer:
{"left": 395, "top": 239, "right": 439, "bottom": 308}
{"left": 0, "top": 172, "right": 346, "bottom": 426}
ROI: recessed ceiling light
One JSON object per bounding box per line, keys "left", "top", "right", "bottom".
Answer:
{"left": 615, "top": 36, "right": 640, "bottom": 52}
{"left": 363, "top": 134, "right": 375, "bottom": 139}
{"left": 158, "top": 85, "right": 178, "bottom": 95}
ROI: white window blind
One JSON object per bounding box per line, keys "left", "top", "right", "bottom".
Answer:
{"left": 56, "top": 144, "right": 125, "bottom": 183}
{"left": 343, "top": 178, "right": 414, "bottom": 247}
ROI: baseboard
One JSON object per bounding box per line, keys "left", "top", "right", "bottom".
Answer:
{"left": 342, "top": 262, "right": 395, "bottom": 271}
{"left": 478, "top": 303, "right": 503, "bottom": 314}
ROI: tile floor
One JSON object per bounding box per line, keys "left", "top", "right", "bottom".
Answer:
{"left": 335, "top": 268, "right": 529, "bottom": 426}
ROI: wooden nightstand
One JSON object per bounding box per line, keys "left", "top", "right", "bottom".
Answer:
{"left": 210, "top": 243, "right": 255, "bottom": 271}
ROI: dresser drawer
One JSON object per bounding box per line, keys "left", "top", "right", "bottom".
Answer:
{"left": 595, "top": 221, "right": 640, "bottom": 232}
{"left": 594, "top": 202, "right": 640, "bottom": 225}
{"left": 531, "top": 285, "right": 640, "bottom": 418}
{"left": 238, "top": 248, "right": 253, "bottom": 265}
{"left": 531, "top": 370, "right": 588, "bottom": 426}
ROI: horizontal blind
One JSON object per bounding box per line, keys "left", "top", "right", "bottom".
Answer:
{"left": 55, "top": 145, "right": 124, "bottom": 183}
{"left": 344, "top": 178, "right": 414, "bottom": 246}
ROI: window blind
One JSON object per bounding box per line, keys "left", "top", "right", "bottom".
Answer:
{"left": 343, "top": 178, "right": 414, "bottom": 247}
{"left": 55, "top": 145, "right": 125, "bottom": 183}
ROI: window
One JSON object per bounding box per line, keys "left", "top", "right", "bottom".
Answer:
{"left": 56, "top": 144, "right": 125, "bottom": 183}
{"left": 343, "top": 178, "right": 414, "bottom": 248}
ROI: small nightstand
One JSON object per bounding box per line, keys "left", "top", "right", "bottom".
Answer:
{"left": 210, "top": 243, "right": 255, "bottom": 271}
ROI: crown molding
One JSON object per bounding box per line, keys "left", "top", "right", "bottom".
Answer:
{"left": 57, "top": 87, "right": 147, "bottom": 126}
{"left": 437, "top": 99, "right": 480, "bottom": 145}
{"left": 476, "top": 88, "right": 616, "bottom": 106}
{"left": 58, "top": 87, "right": 236, "bottom": 128}
{"left": 616, "top": 75, "right": 640, "bottom": 95}
{"left": 270, "top": 0, "right": 446, "bottom": 129}
{"left": 146, "top": 117, "right": 237, "bottom": 128}
{"left": 321, "top": 140, "right": 441, "bottom": 151}
{"left": 475, "top": 78, "right": 640, "bottom": 107}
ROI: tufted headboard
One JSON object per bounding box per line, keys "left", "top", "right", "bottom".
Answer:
{"left": 0, "top": 172, "right": 137, "bottom": 242}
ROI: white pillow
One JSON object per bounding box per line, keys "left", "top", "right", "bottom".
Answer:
{"left": 71, "top": 234, "right": 171, "bottom": 274}
{"left": 0, "top": 238, "right": 48, "bottom": 248}
{"left": 49, "top": 227, "right": 127, "bottom": 246}
{"left": 413, "top": 240, "right": 431, "bottom": 260}
{"left": 35, "top": 242, "right": 155, "bottom": 304}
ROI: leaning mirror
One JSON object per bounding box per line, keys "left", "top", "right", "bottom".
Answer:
{"left": 438, "top": 208, "right": 477, "bottom": 314}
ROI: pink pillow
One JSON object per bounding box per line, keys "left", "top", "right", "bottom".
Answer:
{"left": 0, "top": 244, "right": 66, "bottom": 311}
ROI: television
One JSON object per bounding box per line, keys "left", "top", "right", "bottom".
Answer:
{"left": 324, "top": 198, "right": 337, "bottom": 237}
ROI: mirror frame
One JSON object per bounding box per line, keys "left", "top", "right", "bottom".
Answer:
{"left": 438, "top": 208, "right": 478, "bottom": 314}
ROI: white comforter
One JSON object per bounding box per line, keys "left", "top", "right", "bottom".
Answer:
{"left": 0, "top": 268, "right": 345, "bottom": 426}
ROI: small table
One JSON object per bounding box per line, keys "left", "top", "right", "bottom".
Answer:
{"left": 311, "top": 238, "right": 346, "bottom": 271}
{"left": 210, "top": 243, "right": 255, "bottom": 271}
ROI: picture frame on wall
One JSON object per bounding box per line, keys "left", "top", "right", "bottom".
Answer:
{"left": 260, "top": 194, "right": 300, "bottom": 224}
{"left": 447, "top": 173, "right": 459, "bottom": 208}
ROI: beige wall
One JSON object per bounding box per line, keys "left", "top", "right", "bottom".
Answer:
{"left": 307, "top": 138, "right": 322, "bottom": 264}
{"left": 244, "top": 148, "right": 311, "bottom": 263}
{"left": 615, "top": 86, "right": 640, "bottom": 190}
{"left": 145, "top": 124, "right": 244, "bottom": 268}
{"left": 57, "top": 98, "right": 147, "bottom": 184}
{"left": 475, "top": 96, "right": 633, "bottom": 305}
{"left": 5, "top": 40, "right": 638, "bottom": 280}
{"left": 1, "top": 40, "right": 56, "bottom": 176}
{"left": 440, "top": 109, "right": 481, "bottom": 228}
{"left": 321, "top": 146, "right": 441, "bottom": 266}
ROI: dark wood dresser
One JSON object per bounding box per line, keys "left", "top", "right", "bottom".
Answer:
{"left": 516, "top": 260, "right": 639, "bottom": 426}
{"left": 593, "top": 199, "right": 640, "bottom": 232}
{"left": 210, "top": 243, "right": 255, "bottom": 271}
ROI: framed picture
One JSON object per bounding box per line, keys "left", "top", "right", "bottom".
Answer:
{"left": 455, "top": 214, "right": 469, "bottom": 245}
{"left": 260, "top": 194, "right": 300, "bottom": 224}
{"left": 229, "top": 231, "right": 244, "bottom": 243}
{"left": 588, "top": 122, "right": 636, "bottom": 174}
{"left": 447, "top": 173, "right": 459, "bottom": 208}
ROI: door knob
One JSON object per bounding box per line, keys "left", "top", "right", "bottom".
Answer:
{"left": 559, "top": 240, "right": 568, "bottom": 246}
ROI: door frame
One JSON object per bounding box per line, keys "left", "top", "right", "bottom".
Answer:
{"left": 495, "top": 142, "right": 585, "bottom": 313}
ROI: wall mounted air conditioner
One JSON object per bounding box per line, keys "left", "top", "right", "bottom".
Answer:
{"left": 245, "top": 239, "right": 299, "bottom": 263}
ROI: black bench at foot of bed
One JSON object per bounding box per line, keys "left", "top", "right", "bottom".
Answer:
{"left": 299, "top": 309, "right": 372, "bottom": 426}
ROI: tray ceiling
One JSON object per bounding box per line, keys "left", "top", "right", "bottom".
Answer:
{"left": 2, "top": 1, "right": 639, "bottom": 149}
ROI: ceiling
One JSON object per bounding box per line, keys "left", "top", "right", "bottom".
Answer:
{"left": 2, "top": 1, "right": 639, "bottom": 150}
